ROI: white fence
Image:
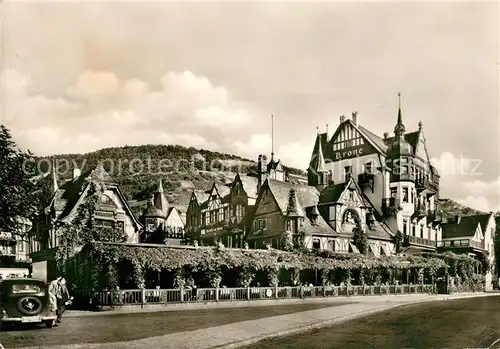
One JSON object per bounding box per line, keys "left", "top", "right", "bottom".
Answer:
{"left": 74, "top": 284, "right": 437, "bottom": 308}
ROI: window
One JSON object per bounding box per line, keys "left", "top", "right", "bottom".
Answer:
{"left": 218, "top": 209, "right": 224, "bottom": 221}
{"left": 18, "top": 241, "right": 24, "bottom": 252}
{"left": 262, "top": 219, "right": 267, "bottom": 229}
{"left": 403, "top": 219, "right": 407, "bottom": 235}
{"left": 202, "top": 213, "right": 206, "bottom": 225}
{"left": 390, "top": 188, "right": 397, "bottom": 199}
{"left": 344, "top": 166, "right": 352, "bottom": 181}
{"left": 402, "top": 187, "right": 408, "bottom": 203}
{"left": 224, "top": 208, "right": 229, "bottom": 220}
{"left": 254, "top": 220, "right": 258, "bottom": 230}
{"left": 313, "top": 238, "right": 321, "bottom": 249}
{"left": 286, "top": 220, "right": 291, "bottom": 232}
{"left": 420, "top": 225, "right": 424, "bottom": 238}
{"left": 411, "top": 224, "right": 416, "bottom": 237}
{"left": 328, "top": 240, "right": 334, "bottom": 251}
{"left": 364, "top": 162, "right": 372, "bottom": 174}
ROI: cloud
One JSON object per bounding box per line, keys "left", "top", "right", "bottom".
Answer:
{"left": 3, "top": 68, "right": 255, "bottom": 156}
{"left": 232, "top": 134, "right": 311, "bottom": 170}
{"left": 457, "top": 176, "right": 500, "bottom": 213}
{"left": 233, "top": 134, "right": 272, "bottom": 156}
{"left": 276, "top": 142, "right": 311, "bottom": 170}
{"left": 430, "top": 152, "right": 482, "bottom": 177}
{"left": 67, "top": 70, "right": 121, "bottom": 101}
{"left": 462, "top": 177, "right": 500, "bottom": 197}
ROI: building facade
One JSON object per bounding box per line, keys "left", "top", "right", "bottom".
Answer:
{"left": 308, "top": 100, "right": 445, "bottom": 253}
{"left": 438, "top": 213, "right": 497, "bottom": 290}
{"left": 30, "top": 164, "right": 144, "bottom": 281}
{"left": 185, "top": 174, "right": 259, "bottom": 248}
{"left": 139, "top": 180, "right": 186, "bottom": 246}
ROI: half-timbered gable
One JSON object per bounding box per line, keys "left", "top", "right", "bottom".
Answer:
{"left": 30, "top": 164, "right": 143, "bottom": 282}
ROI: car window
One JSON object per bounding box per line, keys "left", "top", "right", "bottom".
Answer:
{"left": 11, "top": 284, "right": 42, "bottom": 294}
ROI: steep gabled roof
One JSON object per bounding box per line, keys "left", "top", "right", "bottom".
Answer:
{"left": 193, "top": 190, "right": 210, "bottom": 205}
{"left": 474, "top": 213, "right": 493, "bottom": 232}
{"left": 318, "top": 182, "right": 348, "bottom": 205}
{"left": 214, "top": 183, "right": 231, "bottom": 198}
{"left": 442, "top": 215, "right": 484, "bottom": 238}
{"left": 237, "top": 174, "right": 259, "bottom": 199}
{"left": 262, "top": 179, "right": 335, "bottom": 236}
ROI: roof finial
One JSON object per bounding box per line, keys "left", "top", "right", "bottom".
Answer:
{"left": 316, "top": 126, "right": 319, "bottom": 134}
{"left": 326, "top": 123, "right": 329, "bottom": 135}
{"left": 394, "top": 92, "right": 405, "bottom": 137}
{"left": 418, "top": 120, "right": 423, "bottom": 129}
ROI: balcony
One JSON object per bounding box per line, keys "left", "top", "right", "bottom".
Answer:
{"left": 416, "top": 176, "right": 439, "bottom": 194}
{"left": 413, "top": 204, "right": 427, "bottom": 218}
{"left": 404, "top": 235, "right": 436, "bottom": 248}
{"left": 437, "top": 239, "right": 484, "bottom": 250}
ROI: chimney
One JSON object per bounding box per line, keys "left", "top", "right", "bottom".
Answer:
{"left": 73, "top": 168, "right": 81, "bottom": 181}
{"left": 352, "top": 111, "right": 358, "bottom": 126}
{"left": 383, "top": 132, "right": 389, "bottom": 140}
{"left": 339, "top": 115, "right": 346, "bottom": 123}
{"left": 455, "top": 215, "right": 461, "bottom": 224}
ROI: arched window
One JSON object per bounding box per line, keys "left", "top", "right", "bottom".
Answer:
{"left": 342, "top": 209, "right": 358, "bottom": 224}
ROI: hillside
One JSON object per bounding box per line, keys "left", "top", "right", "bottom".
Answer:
{"left": 36, "top": 144, "right": 307, "bottom": 210}
{"left": 437, "top": 198, "right": 489, "bottom": 218}
{"left": 34, "top": 144, "right": 492, "bottom": 219}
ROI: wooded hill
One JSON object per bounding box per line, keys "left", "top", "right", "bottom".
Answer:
{"left": 35, "top": 144, "right": 306, "bottom": 210}
{"left": 34, "top": 144, "right": 494, "bottom": 218}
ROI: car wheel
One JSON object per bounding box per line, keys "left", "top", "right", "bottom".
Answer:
{"left": 45, "top": 319, "right": 56, "bottom": 328}
{"left": 17, "top": 296, "right": 43, "bottom": 316}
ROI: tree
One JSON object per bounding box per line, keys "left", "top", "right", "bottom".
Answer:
{"left": 0, "top": 125, "right": 41, "bottom": 237}
{"left": 393, "top": 230, "right": 403, "bottom": 254}
{"left": 352, "top": 222, "right": 368, "bottom": 255}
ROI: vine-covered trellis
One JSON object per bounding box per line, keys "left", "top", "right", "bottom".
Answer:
{"left": 59, "top": 241, "right": 482, "bottom": 290}
{"left": 53, "top": 182, "right": 485, "bottom": 291}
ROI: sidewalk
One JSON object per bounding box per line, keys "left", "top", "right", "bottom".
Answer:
{"left": 19, "top": 293, "right": 499, "bottom": 349}
{"left": 64, "top": 292, "right": 496, "bottom": 317}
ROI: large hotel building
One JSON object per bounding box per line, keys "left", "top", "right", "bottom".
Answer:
{"left": 185, "top": 95, "right": 496, "bottom": 287}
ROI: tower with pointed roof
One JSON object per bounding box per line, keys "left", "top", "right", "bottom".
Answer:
{"left": 386, "top": 94, "right": 416, "bottom": 212}
{"left": 143, "top": 179, "right": 170, "bottom": 233}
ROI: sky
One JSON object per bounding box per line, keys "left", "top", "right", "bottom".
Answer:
{"left": 1, "top": 1, "right": 499, "bottom": 212}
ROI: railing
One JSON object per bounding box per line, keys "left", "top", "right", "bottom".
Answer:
{"left": 437, "top": 239, "right": 484, "bottom": 250}
{"left": 406, "top": 235, "right": 436, "bottom": 248}
{"left": 416, "top": 177, "right": 439, "bottom": 193}
{"left": 73, "top": 284, "right": 437, "bottom": 308}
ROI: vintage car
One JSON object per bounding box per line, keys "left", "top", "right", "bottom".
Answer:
{"left": 0, "top": 278, "right": 57, "bottom": 329}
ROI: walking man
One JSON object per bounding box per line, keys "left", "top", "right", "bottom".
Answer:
{"left": 48, "top": 276, "right": 62, "bottom": 314}
{"left": 56, "top": 278, "right": 71, "bottom": 324}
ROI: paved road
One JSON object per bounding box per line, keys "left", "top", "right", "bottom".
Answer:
{"left": 240, "top": 296, "right": 500, "bottom": 349}
{"left": 0, "top": 302, "right": 348, "bottom": 348}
